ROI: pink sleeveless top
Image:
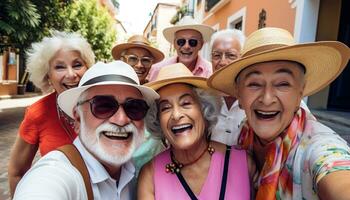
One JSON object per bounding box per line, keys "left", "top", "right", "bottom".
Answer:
{"left": 154, "top": 147, "right": 250, "bottom": 200}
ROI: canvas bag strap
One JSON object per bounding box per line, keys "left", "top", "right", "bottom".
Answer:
{"left": 57, "top": 144, "right": 93, "bottom": 200}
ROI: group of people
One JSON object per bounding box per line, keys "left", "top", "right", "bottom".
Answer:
{"left": 8, "top": 16, "right": 350, "bottom": 200}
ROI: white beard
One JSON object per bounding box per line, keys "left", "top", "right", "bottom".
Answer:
{"left": 79, "top": 119, "right": 144, "bottom": 167}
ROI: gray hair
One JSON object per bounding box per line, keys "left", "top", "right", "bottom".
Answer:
{"left": 26, "top": 31, "right": 95, "bottom": 93}
{"left": 145, "top": 87, "right": 222, "bottom": 140}
{"left": 209, "top": 29, "right": 246, "bottom": 54}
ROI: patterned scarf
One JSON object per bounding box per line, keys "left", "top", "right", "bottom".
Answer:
{"left": 238, "top": 108, "right": 306, "bottom": 200}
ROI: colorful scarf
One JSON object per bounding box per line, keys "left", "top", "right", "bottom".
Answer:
{"left": 238, "top": 108, "right": 306, "bottom": 200}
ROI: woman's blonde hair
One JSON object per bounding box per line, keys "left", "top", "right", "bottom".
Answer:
{"left": 26, "top": 31, "right": 95, "bottom": 93}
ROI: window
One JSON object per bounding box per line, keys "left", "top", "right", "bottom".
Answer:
{"left": 227, "top": 7, "right": 246, "bottom": 32}
{"left": 205, "top": 0, "right": 220, "bottom": 12}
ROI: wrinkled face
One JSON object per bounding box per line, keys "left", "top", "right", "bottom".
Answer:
{"left": 174, "top": 29, "right": 203, "bottom": 66}
{"left": 211, "top": 37, "right": 241, "bottom": 71}
{"left": 122, "top": 48, "right": 154, "bottom": 84}
{"left": 75, "top": 85, "right": 145, "bottom": 166}
{"left": 158, "top": 84, "right": 206, "bottom": 150}
{"left": 48, "top": 49, "right": 87, "bottom": 94}
{"left": 236, "top": 61, "right": 305, "bottom": 144}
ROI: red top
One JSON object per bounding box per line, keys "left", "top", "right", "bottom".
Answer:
{"left": 19, "top": 92, "right": 77, "bottom": 156}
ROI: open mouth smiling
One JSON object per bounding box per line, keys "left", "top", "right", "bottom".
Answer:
{"left": 180, "top": 51, "right": 193, "bottom": 56}
{"left": 63, "top": 83, "right": 78, "bottom": 90}
{"left": 255, "top": 110, "right": 280, "bottom": 120}
{"left": 171, "top": 124, "right": 193, "bottom": 135}
{"left": 102, "top": 131, "right": 132, "bottom": 140}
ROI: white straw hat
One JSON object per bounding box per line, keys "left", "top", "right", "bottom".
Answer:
{"left": 163, "top": 16, "right": 214, "bottom": 43}
{"left": 58, "top": 61, "right": 159, "bottom": 118}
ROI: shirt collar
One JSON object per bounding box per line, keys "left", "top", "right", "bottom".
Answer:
{"left": 73, "top": 138, "right": 135, "bottom": 185}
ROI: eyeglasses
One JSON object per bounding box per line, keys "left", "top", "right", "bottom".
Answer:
{"left": 77, "top": 95, "right": 149, "bottom": 121}
{"left": 211, "top": 51, "right": 239, "bottom": 61}
{"left": 176, "top": 38, "right": 198, "bottom": 47}
{"left": 122, "top": 55, "right": 153, "bottom": 68}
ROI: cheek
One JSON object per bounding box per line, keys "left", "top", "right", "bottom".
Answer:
{"left": 133, "top": 120, "right": 144, "bottom": 132}
{"left": 76, "top": 67, "right": 88, "bottom": 77}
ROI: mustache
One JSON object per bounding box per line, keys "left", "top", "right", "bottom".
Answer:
{"left": 95, "top": 122, "right": 139, "bottom": 135}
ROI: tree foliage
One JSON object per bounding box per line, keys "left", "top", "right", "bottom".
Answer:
{"left": 66, "top": 0, "right": 117, "bottom": 61}
{"left": 1, "top": 0, "right": 117, "bottom": 61}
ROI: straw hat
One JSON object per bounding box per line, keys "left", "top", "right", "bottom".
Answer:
{"left": 208, "top": 27, "right": 350, "bottom": 97}
{"left": 163, "top": 16, "right": 215, "bottom": 43}
{"left": 145, "top": 63, "right": 209, "bottom": 91}
{"left": 58, "top": 61, "right": 159, "bottom": 118}
{"left": 111, "top": 35, "right": 164, "bottom": 63}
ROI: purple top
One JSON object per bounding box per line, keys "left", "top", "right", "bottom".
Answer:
{"left": 154, "top": 148, "right": 250, "bottom": 200}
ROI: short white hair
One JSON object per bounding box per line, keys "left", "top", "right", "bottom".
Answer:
{"left": 26, "top": 31, "right": 95, "bottom": 93}
{"left": 209, "top": 29, "right": 246, "bottom": 53}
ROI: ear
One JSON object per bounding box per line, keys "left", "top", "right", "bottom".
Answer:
{"left": 73, "top": 107, "right": 81, "bottom": 133}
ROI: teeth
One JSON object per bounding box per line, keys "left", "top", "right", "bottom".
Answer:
{"left": 171, "top": 124, "right": 192, "bottom": 131}
{"left": 103, "top": 131, "right": 128, "bottom": 138}
{"left": 256, "top": 111, "right": 278, "bottom": 115}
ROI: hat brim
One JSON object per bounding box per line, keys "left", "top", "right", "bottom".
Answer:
{"left": 145, "top": 76, "right": 210, "bottom": 92}
{"left": 58, "top": 81, "right": 159, "bottom": 118}
{"left": 163, "top": 24, "right": 215, "bottom": 43}
{"left": 208, "top": 41, "right": 350, "bottom": 97}
{"left": 112, "top": 43, "right": 164, "bottom": 63}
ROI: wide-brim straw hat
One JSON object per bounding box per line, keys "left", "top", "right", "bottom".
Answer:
{"left": 145, "top": 63, "right": 209, "bottom": 91}
{"left": 163, "top": 16, "right": 215, "bottom": 43}
{"left": 58, "top": 61, "right": 159, "bottom": 118}
{"left": 112, "top": 35, "right": 164, "bottom": 63}
{"left": 208, "top": 27, "right": 350, "bottom": 97}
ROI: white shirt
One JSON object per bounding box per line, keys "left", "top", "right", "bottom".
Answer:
{"left": 211, "top": 98, "right": 246, "bottom": 146}
{"left": 14, "top": 138, "right": 136, "bottom": 200}
{"left": 210, "top": 99, "right": 311, "bottom": 146}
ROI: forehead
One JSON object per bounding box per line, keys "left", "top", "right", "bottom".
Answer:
{"left": 125, "top": 47, "right": 152, "bottom": 57}
{"left": 158, "top": 83, "right": 195, "bottom": 100}
{"left": 84, "top": 84, "right": 143, "bottom": 99}
{"left": 50, "top": 49, "right": 81, "bottom": 63}
{"left": 237, "top": 60, "right": 305, "bottom": 80}
{"left": 175, "top": 29, "right": 202, "bottom": 39}
{"left": 212, "top": 37, "right": 241, "bottom": 51}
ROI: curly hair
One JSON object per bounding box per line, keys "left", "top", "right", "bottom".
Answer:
{"left": 26, "top": 31, "right": 95, "bottom": 93}
{"left": 145, "top": 86, "right": 222, "bottom": 140}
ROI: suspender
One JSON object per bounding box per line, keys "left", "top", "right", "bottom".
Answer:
{"left": 57, "top": 144, "right": 94, "bottom": 200}
{"left": 176, "top": 145, "right": 232, "bottom": 200}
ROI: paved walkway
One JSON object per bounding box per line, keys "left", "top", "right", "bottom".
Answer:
{"left": 0, "top": 95, "right": 43, "bottom": 200}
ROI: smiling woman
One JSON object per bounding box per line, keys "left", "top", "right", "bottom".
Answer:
{"left": 208, "top": 27, "right": 350, "bottom": 200}
{"left": 7, "top": 31, "right": 95, "bottom": 198}
{"left": 137, "top": 63, "right": 255, "bottom": 200}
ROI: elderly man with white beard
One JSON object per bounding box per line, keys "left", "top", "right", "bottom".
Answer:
{"left": 13, "top": 61, "right": 159, "bottom": 200}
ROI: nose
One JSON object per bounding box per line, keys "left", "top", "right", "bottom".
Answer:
{"left": 134, "top": 59, "right": 143, "bottom": 68}
{"left": 218, "top": 56, "right": 230, "bottom": 68}
{"left": 260, "top": 85, "right": 276, "bottom": 106}
{"left": 65, "top": 67, "right": 77, "bottom": 79}
{"left": 171, "top": 105, "right": 184, "bottom": 121}
{"left": 108, "top": 106, "right": 131, "bottom": 126}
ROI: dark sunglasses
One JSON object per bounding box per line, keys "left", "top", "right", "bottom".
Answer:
{"left": 122, "top": 55, "right": 153, "bottom": 68}
{"left": 176, "top": 38, "right": 198, "bottom": 47}
{"left": 77, "top": 95, "right": 149, "bottom": 121}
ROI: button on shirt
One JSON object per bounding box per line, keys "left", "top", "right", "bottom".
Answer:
{"left": 211, "top": 99, "right": 246, "bottom": 146}
{"left": 14, "top": 138, "right": 136, "bottom": 200}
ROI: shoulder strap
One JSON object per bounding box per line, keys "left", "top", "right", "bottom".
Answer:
{"left": 57, "top": 144, "right": 94, "bottom": 200}
{"left": 219, "top": 145, "right": 232, "bottom": 200}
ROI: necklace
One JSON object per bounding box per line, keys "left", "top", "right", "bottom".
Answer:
{"left": 165, "top": 144, "right": 215, "bottom": 174}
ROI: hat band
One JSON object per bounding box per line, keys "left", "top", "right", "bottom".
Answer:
{"left": 131, "top": 41, "right": 150, "bottom": 46}
{"left": 82, "top": 74, "right": 137, "bottom": 86}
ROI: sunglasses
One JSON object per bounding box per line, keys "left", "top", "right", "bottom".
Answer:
{"left": 77, "top": 95, "right": 149, "bottom": 121}
{"left": 176, "top": 38, "right": 198, "bottom": 47}
{"left": 122, "top": 55, "right": 153, "bottom": 68}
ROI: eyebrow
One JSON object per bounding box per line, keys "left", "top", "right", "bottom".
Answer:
{"left": 158, "top": 93, "right": 193, "bottom": 105}
{"left": 275, "top": 68, "right": 295, "bottom": 77}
